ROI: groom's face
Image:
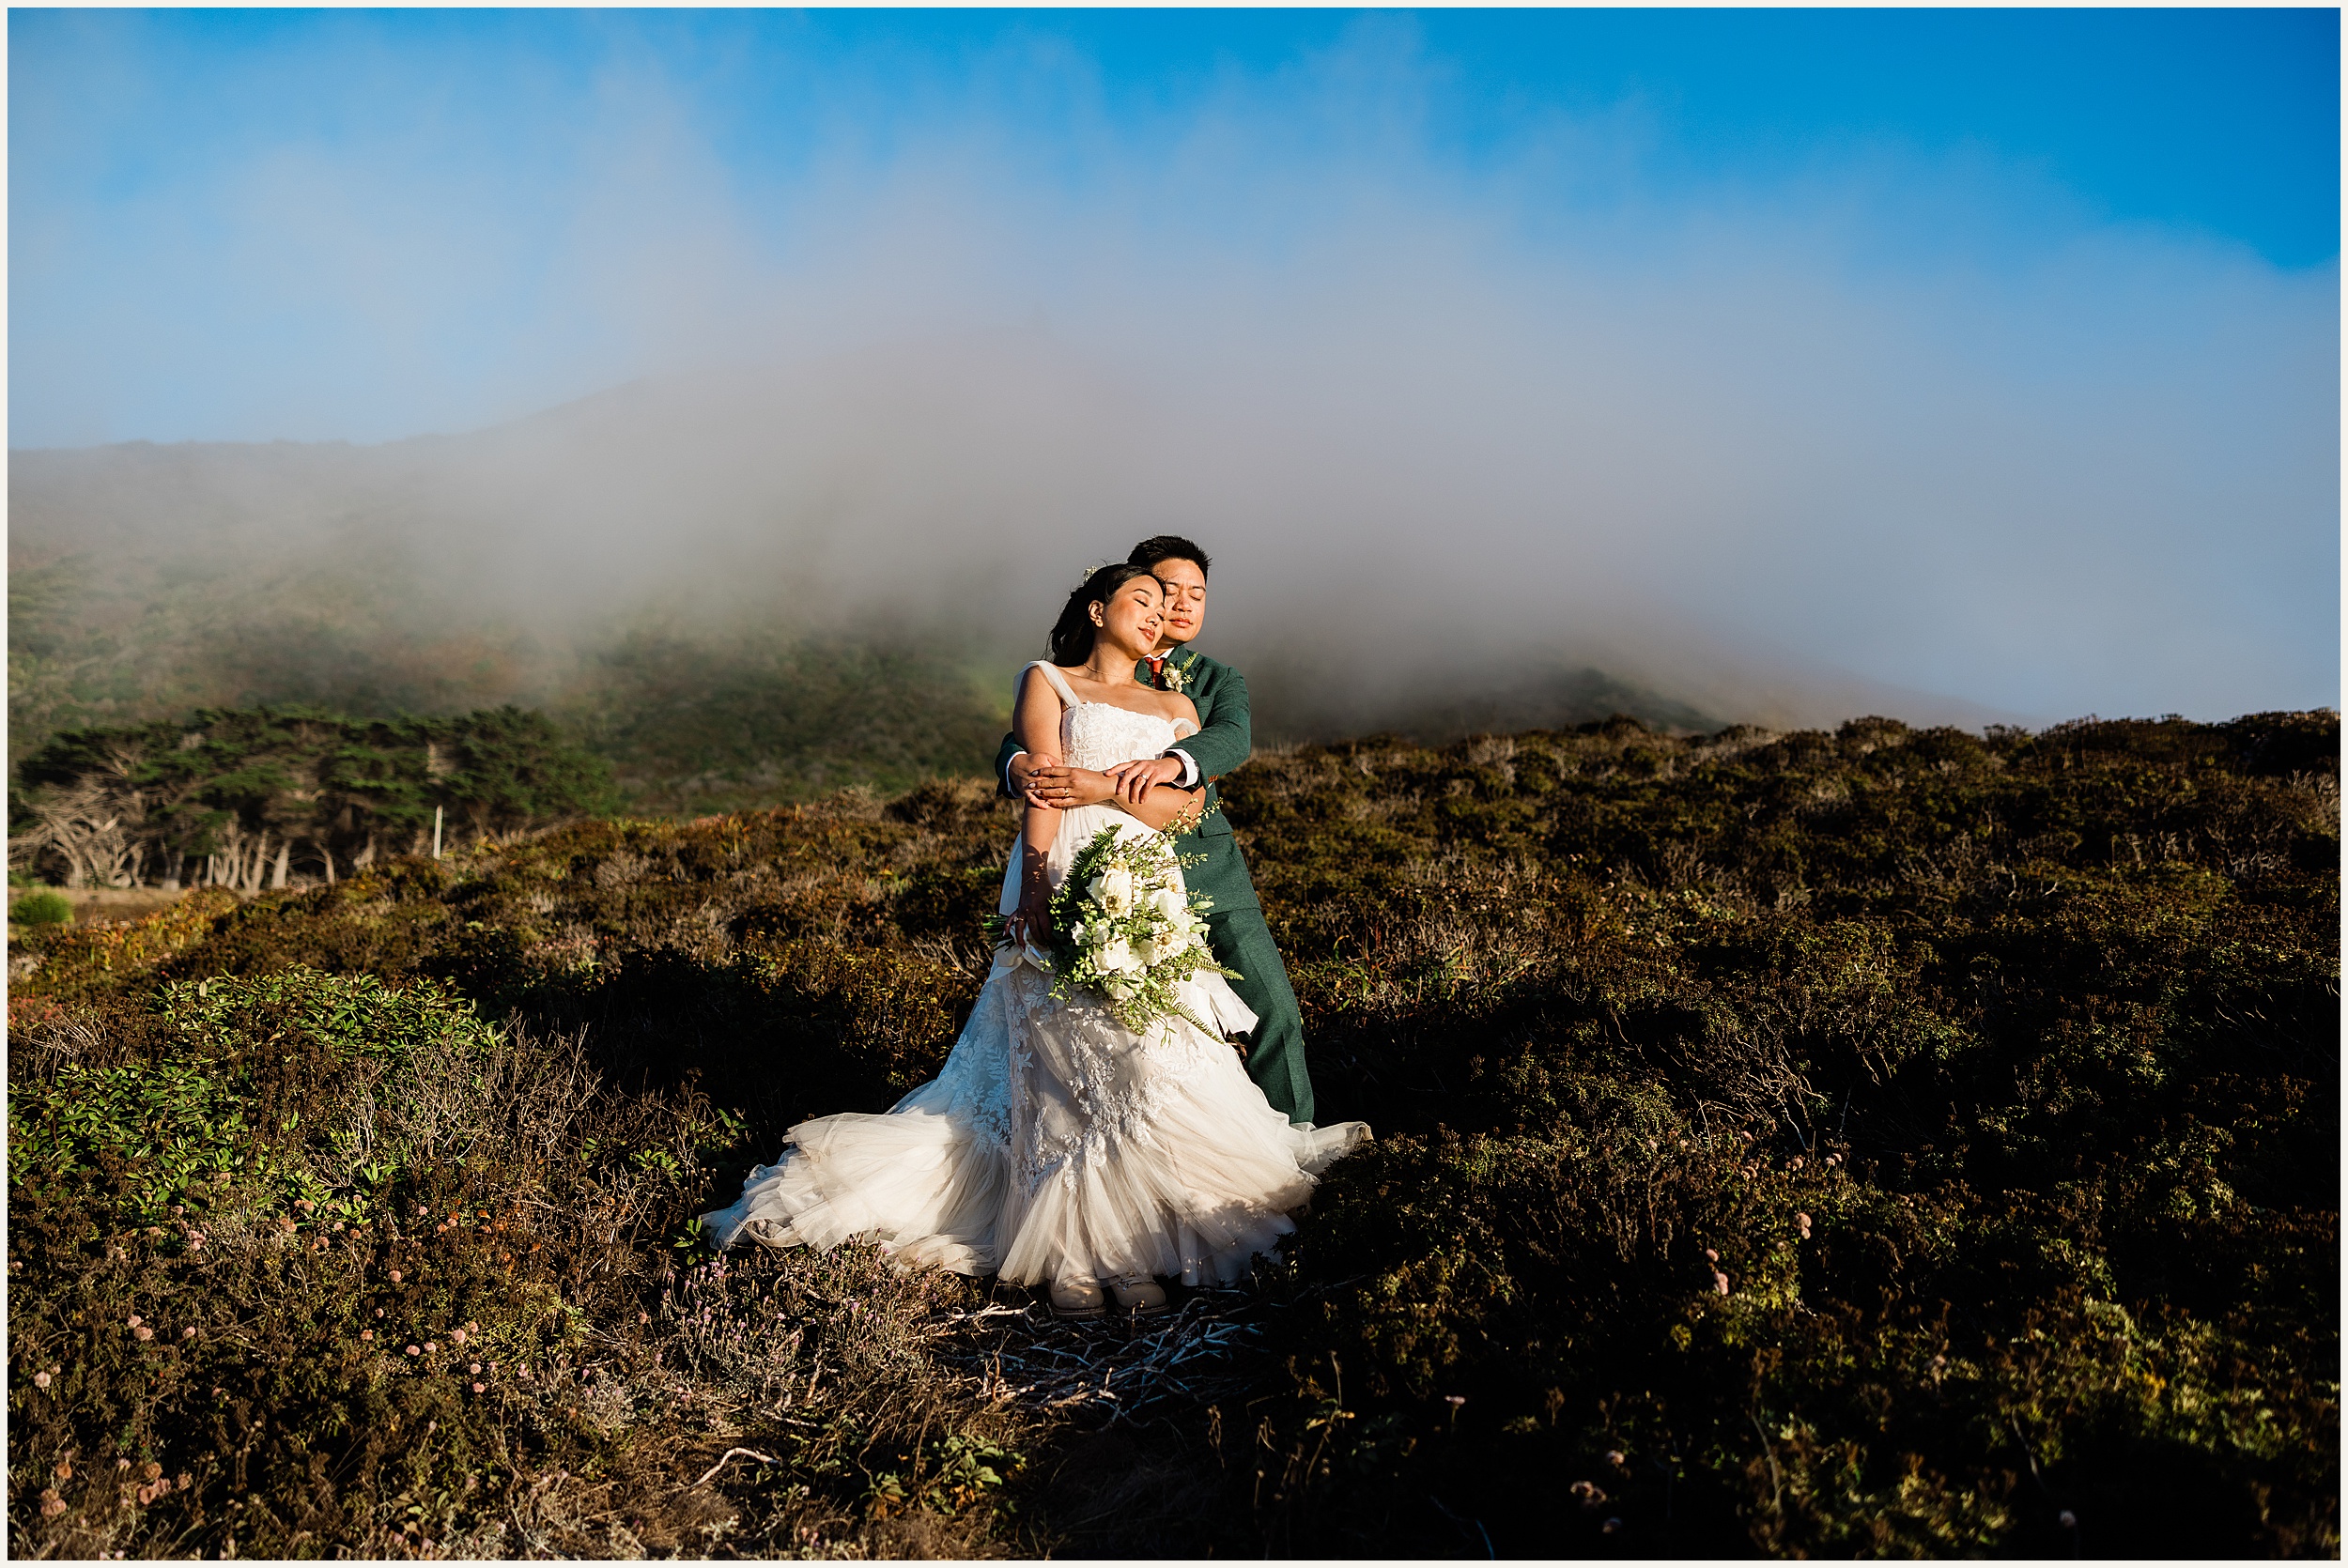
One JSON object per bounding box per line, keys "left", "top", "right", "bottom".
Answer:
{"left": 1149, "top": 558, "right": 1208, "bottom": 646}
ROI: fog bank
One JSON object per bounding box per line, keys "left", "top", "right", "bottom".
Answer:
{"left": 10, "top": 19, "right": 2337, "bottom": 727}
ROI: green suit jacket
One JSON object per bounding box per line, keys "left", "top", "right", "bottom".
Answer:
{"left": 991, "top": 647, "right": 1258, "bottom": 912}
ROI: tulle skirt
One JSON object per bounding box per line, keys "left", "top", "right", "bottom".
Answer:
{"left": 702, "top": 806, "right": 1370, "bottom": 1286}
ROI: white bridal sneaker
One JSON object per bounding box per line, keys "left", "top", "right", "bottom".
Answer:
{"left": 1108, "top": 1273, "right": 1169, "bottom": 1315}
{"left": 1049, "top": 1275, "right": 1105, "bottom": 1320}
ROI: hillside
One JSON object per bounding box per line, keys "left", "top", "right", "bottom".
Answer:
{"left": 7, "top": 709, "right": 2337, "bottom": 1557}
{"left": 11, "top": 407, "right": 2024, "bottom": 800}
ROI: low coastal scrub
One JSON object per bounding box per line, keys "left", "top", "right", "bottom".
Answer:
{"left": 8, "top": 711, "right": 2336, "bottom": 1556}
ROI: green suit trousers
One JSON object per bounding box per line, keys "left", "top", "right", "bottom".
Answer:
{"left": 1205, "top": 899, "right": 1314, "bottom": 1127}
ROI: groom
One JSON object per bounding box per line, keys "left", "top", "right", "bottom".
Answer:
{"left": 997, "top": 535, "right": 1318, "bottom": 1126}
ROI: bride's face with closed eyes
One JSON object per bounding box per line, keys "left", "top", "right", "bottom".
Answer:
{"left": 1088, "top": 576, "right": 1166, "bottom": 665}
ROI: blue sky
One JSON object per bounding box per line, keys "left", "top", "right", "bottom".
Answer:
{"left": 11, "top": 8, "right": 2337, "bottom": 445}
{"left": 7, "top": 8, "right": 2340, "bottom": 720}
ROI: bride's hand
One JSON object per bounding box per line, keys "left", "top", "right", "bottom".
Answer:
{"left": 1006, "top": 883, "right": 1054, "bottom": 946}
{"left": 1027, "top": 764, "right": 1115, "bottom": 808}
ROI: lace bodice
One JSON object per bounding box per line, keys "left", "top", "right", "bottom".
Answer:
{"left": 1061, "top": 702, "right": 1182, "bottom": 771}
{"left": 1027, "top": 662, "right": 1194, "bottom": 771}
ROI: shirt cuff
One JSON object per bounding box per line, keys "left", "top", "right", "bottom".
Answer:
{"left": 1168, "top": 748, "right": 1200, "bottom": 788}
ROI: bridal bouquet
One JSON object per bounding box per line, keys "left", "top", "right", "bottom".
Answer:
{"left": 1038, "top": 823, "right": 1237, "bottom": 1034}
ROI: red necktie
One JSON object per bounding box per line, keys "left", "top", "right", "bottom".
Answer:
{"left": 1147, "top": 653, "right": 1166, "bottom": 687}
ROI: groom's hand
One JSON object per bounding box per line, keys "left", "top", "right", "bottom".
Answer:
{"left": 1104, "top": 756, "right": 1183, "bottom": 806}
{"left": 1012, "top": 751, "right": 1058, "bottom": 806}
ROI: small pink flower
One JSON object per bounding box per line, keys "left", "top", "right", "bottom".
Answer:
{"left": 1788, "top": 1156, "right": 1804, "bottom": 1170}
{"left": 424, "top": 1342, "right": 437, "bottom": 1353}
{"left": 1443, "top": 1394, "right": 1466, "bottom": 1407}
{"left": 1712, "top": 1271, "right": 1730, "bottom": 1295}
{"left": 127, "top": 1315, "right": 142, "bottom": 1328}
{"left": 132, "top": 1326, "right": 154, "bottom": 1341}
{"left": 181, "top": 1326, "right": 196, "bottom": 1339}
{"left": 406, "top": 1345, "right": 421, "bottom": 1357}
{"left": 470, "top": 1362, "right": 482, "bottom": 1375}
{"left": 362, "top": 1330, "right": 374, "bottom": 1341}
{"left": 116, "top": 1458, "right": 131, "bottom": 1470}
{"left": 40, "top": 1496, "right": 64, "bottom": 1517}
{"left": 1703, "top": 1248, "right": 1719, "bottom": 1264}
{"left": 472, "top": 1382, "right": 487, "bottom": 1393}
{"left": 33, "top": 1371, "right": 51, "bottom": 1389}
{"left": 389, "top": 1270, "right": 402, "bottom": 1284}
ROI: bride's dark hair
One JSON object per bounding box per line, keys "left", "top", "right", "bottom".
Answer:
{"left": 1047, "top": 561, "right": 1158, "bottom": 668}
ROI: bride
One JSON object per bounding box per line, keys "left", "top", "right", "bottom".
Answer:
{"left": 703, "top": 562, "right": 1369, "bottom": 1316}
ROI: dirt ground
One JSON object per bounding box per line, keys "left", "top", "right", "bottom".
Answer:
{"left": 9, "top": 885, "right": 220, "bottom": 933}
{"left": 70, "top": 887, "right": 193, "bottom": 923}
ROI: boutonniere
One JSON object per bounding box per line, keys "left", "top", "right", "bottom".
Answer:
{"left": 1156, "top": 653, "right": 1195, "bottom": 694}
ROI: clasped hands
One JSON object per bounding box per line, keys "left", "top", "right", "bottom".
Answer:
{"left": 1012, "top": 751, "right": 1185, "bottom": 809}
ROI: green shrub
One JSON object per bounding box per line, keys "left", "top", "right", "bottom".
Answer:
{"left": 6, "top": 967, "right": 1027, "bottom": 1559}
{"left": 10, "top": 889, "right": 71, "bottom": 926}
{"left": 9, "top": 711, "right": 2336, "bottom": 1556}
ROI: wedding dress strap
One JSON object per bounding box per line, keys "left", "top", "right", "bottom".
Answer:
{"left": 1023, "top": 660, "right": 1083, "bottom": 709}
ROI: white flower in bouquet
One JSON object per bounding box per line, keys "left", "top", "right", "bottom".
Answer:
{"left": 1089, "top": 865, "right": 1135, "bottom": 915}
{"left": 1036, "top": 822, "right": 1244, "bottom": 1035}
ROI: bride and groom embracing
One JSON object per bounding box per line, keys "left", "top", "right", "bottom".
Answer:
{"left": 703, "top": 535, "right": 1368, "bottom": 1317}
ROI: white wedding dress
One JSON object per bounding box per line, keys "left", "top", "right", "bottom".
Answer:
{"left": 702, "top": 662, "right": 1370, "bottom": 1288}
